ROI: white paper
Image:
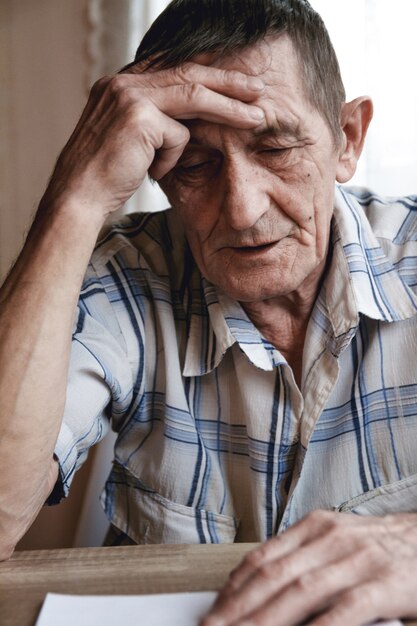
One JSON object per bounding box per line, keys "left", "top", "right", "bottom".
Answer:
{"left": 35, "top": 591, "right": 217, "bottom": 626}
{"left": 35, "top": 591, "right": 403, "bottom": 626}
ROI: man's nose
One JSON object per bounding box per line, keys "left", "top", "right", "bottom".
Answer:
{"left": 220, "top": 159, "right": 270, "bottom": 231}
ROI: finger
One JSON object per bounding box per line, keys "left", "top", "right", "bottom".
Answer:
{"left": 206, "top": 531, "right": 373, "bottom": 626}
{"left": 148, "top": 113, "right": 191, "bottom": 180}
{"left": 224, "top": 552, "right": 385, "bottom": 626}
{"left": 208, "top": 511, "right": 388, "bottom": 623}
{"left": 115, "top": 81, "right": 264, "bottom": 129}
{"left": 309, "top": 569, "right": 417, "bottom": 626}
{"left": 203, "top": 513, "right": 417, "bottom": 626}
{"left": 248, "top": 550, "right": 414, "bottom": 626}
{"left": 119, "top": 100, "right": 191, "bottom": 181}
{"left": 123, "top": 62, "right": 266, "bottom": 102}
{"left": 224, "top": 511, "right": 347, "bottom": 592}
{"left": 114, "top": 82, "right": 262, "bottom": 133}
{"left": 307, "top": 582, "right": 396, "bottom": 626}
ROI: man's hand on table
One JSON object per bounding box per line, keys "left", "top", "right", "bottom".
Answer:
{"left": 202, "top": 510, "right": 417, "bottom": 626}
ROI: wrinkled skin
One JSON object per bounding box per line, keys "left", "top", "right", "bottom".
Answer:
{"left": 161, "top": 37, "right": 345, "bottom": 305}
{"left": 160, "top": 36, "right": 371, "bottom": 379}
{"left": 201, "top": 510, "right": 417, "bottom": 626}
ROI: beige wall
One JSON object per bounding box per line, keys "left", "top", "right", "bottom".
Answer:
{"left": 1, "top": 0, "right": 95, "bottom": 549}
{"left": 0, "top": 0, "right": 88, "bottom": 278}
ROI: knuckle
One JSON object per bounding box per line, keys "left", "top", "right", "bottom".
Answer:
{"left": 313, "top": 589, "right": 369, "bottom": 626}
{"left": 115, "top": 86, "right": 137, "bottom": 108}
{"left": 356, "top": 540, "right": 381, "bottom": 563}
{"left": 110, "top": 89, "right": 153, "bottom": 127}
{"left": 170, "top": 64, "right": 191, "bottom": 83}
{"left": 257, "top": 562, "right": 278, "bottom": 583}
{"left": 92, "top": 75, "right": 109, "bottom": 91}
{"left": 106, "top": 74, "right": 130, "bottom": 99}
{"left": 227, "top": 97, "right": 255, "bottom": 120}
{"left": 326, "top": 524, "right": 346, "bottom": 545}
{"left": 174, "top": 123, "right": 191, "bottom": 146}
{"left": 183, "top": 82, "right": 206, "bottom": 102}
{"left": 227, "top": 96, "right": 244, "bottom": 115}
{"left": 222, "top": 68, "right": 242, "bottom": 86}
{"left": 127, "top": 101, "right": 155, "bottom": 130}
{"left": 344, "top": 584, "right": 378, "bottom": 613}
{"left": 361, "top": 584, "right": 380, "bottom": 610}
{"left": 294, "top": 570, "right": 317, "bottom": 594}
{"left": 307, "top": 509, "right": 344, "bottom": 534}
{"left": 106, "top": 75, "right": 122, "bottom": 95}
{"left": 312, "top": 612, "right": 340, "bottom": 626}
{"left": 242, "top": 547, "right": 266, "bottom": 570}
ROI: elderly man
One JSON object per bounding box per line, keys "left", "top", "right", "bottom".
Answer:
{"left": 1, "top": 0, "right": 417, "bottom": 623}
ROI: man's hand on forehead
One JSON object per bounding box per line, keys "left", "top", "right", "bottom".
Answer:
{"left": 45, "top": 59, "right": 266, "bottom": 218}
{"left": 116, "top": 60, "right": 266, "bottom": 179}
{"left": 125, "top": 60, "right": 266, "bottom": 109}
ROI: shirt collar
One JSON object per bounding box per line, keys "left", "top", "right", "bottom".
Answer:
{"left": 182, "top": 185, "right": 417, "bottom": 376}
{"left": 327, "top": 186, "right": 417, "bottom": 338}
{"left": 182, "top": 278, "right": 278, "bottom": 376}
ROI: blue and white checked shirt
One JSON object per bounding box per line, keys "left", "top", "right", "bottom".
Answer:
{"left": 54, "top": 185, "right": 417, "bottom": 544}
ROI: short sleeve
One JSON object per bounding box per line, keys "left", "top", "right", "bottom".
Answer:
{"left": 51, "top": 285, "right": 134, "bottom": 501}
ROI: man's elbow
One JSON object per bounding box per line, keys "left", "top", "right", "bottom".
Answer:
{"left": 0, "top": 460, "right": 59, "bottom": 561}
{"left": 0, "top": 537, "right": 16, "bottom": 561}
{"left": 0, "top": 512, "right": 27, "bottom": 560}
{"left": 0, "top": 503, "right": 43, "bottom": 561}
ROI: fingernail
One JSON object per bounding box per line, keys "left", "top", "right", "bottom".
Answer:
{"left": 249, "top": 107, "right": 265, "bottom": 120}
{"left": 247, "top": 77, "right": 265, "bottom": 91}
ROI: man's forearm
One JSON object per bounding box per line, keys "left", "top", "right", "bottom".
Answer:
{"left": 0, "top": 58, "right": 266, "bottom": 559}
{"left": 0, "top": 199, "right": 103, "bottom": 558}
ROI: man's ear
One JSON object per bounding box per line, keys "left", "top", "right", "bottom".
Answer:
{"left": 336, "top": 96, "right": 373, "bottom": 183}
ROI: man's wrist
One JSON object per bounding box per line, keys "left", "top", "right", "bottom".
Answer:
{"left": 36, "top": 190, "right": 109, "bottom": 244}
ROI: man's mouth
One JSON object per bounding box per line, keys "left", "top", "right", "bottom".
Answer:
{"left": 231, "top": 241, "right": 277, "bottom": 253}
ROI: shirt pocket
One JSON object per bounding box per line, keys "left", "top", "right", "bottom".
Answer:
{"left": 103, "top": 465, "right": 239, "bottom": 544}
{"left": 334, "top": 473, "right": 417, "bottom": 515}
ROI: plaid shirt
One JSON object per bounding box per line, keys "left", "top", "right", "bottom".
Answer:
{"left": 54, "top": 185, "right": 417, "bottom": 544}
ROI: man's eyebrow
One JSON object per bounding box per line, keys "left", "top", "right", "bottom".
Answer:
{"left": 183, "top": 120, "right": 304, "bottom": 148}
{"left": 252, "top": 120, "right": 303, "bottom": 139}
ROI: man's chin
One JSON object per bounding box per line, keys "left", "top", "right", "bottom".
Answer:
{"left": 213, "top": 279, "right": 292, "bottom": 304}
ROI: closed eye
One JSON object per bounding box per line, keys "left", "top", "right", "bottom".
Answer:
{"left": 260, "top": 147, "right": 291, "bottom": 155}
{"left": 180, "top": 160, "right": 213, "bottom": 172}
{"left": 173, "top": 156, "right": 220, "bottom": 184}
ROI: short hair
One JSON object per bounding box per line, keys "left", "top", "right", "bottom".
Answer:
{"left": 131, "top": 0, "right": 346, "bottom": 143}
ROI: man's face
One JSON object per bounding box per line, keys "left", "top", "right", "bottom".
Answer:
{"left": 161, "top": 36, "right": 346, "bottom": 303}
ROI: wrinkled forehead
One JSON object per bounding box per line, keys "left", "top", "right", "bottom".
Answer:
{"left": 193, "top": 35, "right": 304, "bottom": 90}
{"left": 184, "top": 36, "right": 316, "bottom": 146}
